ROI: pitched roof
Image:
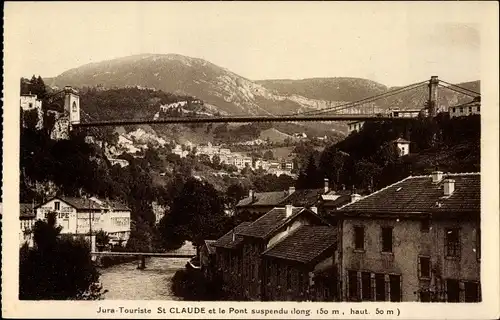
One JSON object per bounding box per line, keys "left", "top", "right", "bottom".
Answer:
{"left": 238, "top": 207, "right": 324, "bottom": 239}
{"left": 279, "top": 189, "right": 324, "bottom": 207}
{"left": 337, "top": 172, "right": 480, "bottom": 216}
{"left": 236, "top": 191, "right": 288, "bottom": 207}
{"left": 20, "top": 203, "right": 36, "bottom": 219}
{"left": 56, "top": 197, "right": 103, "bottom": 210}
{"left": 204, "top": 240, "right": 217, "bottom": 255}
{"left": 262, "top": 226, "right": 337, "bottom": 264}
{"left": 36, "top": 196, "right": 131, "bottom": 211}
{"left": 393, "top": 138, "right": 410, "bottom": 144}
{"left": 213, "top": 222, "right": 252, "bottom": 249}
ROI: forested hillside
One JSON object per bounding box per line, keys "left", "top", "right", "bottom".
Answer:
{"left": 296, "top": 114, "right": 480, "bottom": 191}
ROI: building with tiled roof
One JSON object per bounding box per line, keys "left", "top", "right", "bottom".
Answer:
{"left": 33, "top": 196, "right": 132, "bottom": 250}
{"left": 336, "top": 171, "right": 481, "bottom": 303}
{"left": 261, "top": 225, "right": 338, "bottom": 301}
{"left": 200, "top": 239, "right": 218, "bottom": 281}
{"left": 262, "top": 226, "right": 337, "bottom": 264}
{"left": 239, "top": 205, "right": 329, "bottom": 301}
{"left": 235, "top": 179, "right": 336, "bottom": 219}
{"left": 212, "top": 222, "right": 252, "bottom": 297}
{"left": 213, "top": 221, "right": 252, "bottom": 250}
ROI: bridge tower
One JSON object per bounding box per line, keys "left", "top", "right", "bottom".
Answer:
{"left": 427, "top": 76, "right": 439, "bottom": 117}
{"left": 63, "top": 86, "right": 80, "bottom": 125}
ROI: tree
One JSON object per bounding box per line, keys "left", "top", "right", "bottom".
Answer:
{"left": 226, "top": 183, "right": 247, "bottom": 208}
{"left": 160, "top": 178, "right": 227, "bottom": 247}
{"left": 95, "top": 230, "right": 110, "bottom": 251}
{"left": 296, "top": 154, "right": 320, "bottom": 190}
{"left": 19, "top": 212, "right": 106, "bottom": 300}
{"left": 263, "top": 150, "right": 274, "bottom": 160}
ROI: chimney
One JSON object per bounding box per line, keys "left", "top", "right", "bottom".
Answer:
{"left": 249, "top": 189, "right": 254, "bottom": 201}
{"left": 232, "top": 230, "right": 236, "bottom": 242}
{"left": 288, "top": 186, "right": 296, "bottom": 195}
{"left": 351, "top": 193, "right": 362, "bottom": 203}
{"left": 342, "top": 184, "right": 346, "bottom": 191}
{"left": 285, "top": 204, "right": 293, "bottom": 218}
{"left": 432, "top": 171, "right": 443, "bottom": 183}
{"left": 443, "top": 179, "right": 455, "bottom": 196}
{"left": 310, "top": 206, "right": 318, "bottom": 214}
{"left": 324, "top": 178, "right": 329, "bottom": 194}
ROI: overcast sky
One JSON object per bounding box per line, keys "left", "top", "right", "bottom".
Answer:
{"left": 5, "top": 2, "right": 487, "bottom": 87}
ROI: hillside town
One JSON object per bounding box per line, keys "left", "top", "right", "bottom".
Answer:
{"left": 18, "top": 72, "right": 483, "bottom": 303}
{"left": 11, "top": 1, "right": 491, "bottom": 307}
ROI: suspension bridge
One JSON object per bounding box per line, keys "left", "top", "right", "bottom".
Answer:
{"left": 47, "top": 76, "right": 480, "bottom": 128}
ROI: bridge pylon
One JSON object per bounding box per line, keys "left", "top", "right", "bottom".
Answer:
{"left": 427, "top": 76, "right": 439, "bottom": 117}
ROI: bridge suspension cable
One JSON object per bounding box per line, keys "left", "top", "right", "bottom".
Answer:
{"left": 437, "top": 83, "right": 479, "bottom": 98}
{"left": 303, "top": 80, "right": 428, "bottom": 116}
{"left": 439, "top": 80, "right": 480, "bottom": 96}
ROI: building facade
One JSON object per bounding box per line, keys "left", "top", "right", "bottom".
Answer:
{"left": 20, "top": 94, "right": 44, "bottom": 129}
{"left": 336, "top": 171, "right": 480, "bottom": 302}
{"left": 34, "top": 196, "right": 132, "bottom": 250}
{"left": 448, "top": 101, "right": 480, "bottom": 118}
{"left": 214, "top": 205, "right": 336, "bottom": 301}
{"left": 20, "top": 203, "right": 37, "bottom": 247}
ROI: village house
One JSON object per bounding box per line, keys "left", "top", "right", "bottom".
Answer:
{"left": 448, "top": 100, "right": 480, "bottom": 118}
{"left": 236, "top": 179, "right": 343, "bottom": 218}
{"left": 34, "top": 196, "right": 132, "bottom": 250}
{"left": 20, "top": 93, "right": 44, "bottom": 129}
{"left": 212, "top": 221, "right": 252, "bottom": 298}
{"left": 261, "top": 225, "right": 338, "bottom": 301}
{"left": 392, "top": 138, "right": 411, "bottom": 157}
{"left": 199, "top": 239, "right": 217, "bottom": 281}
{"left": 347, "top": 121, "right": 364, "bottom": 134}
{"left": 20, "top": 203, "right": 37, "bottom": 247}
{"left": 237, "top": 205, "right": 330, "bottom": 301}
{"left": 335, "top": 171, "right": 480, "bottom": 302}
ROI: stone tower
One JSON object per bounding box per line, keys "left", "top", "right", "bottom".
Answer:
{"left": 63, "top": 86, "right": 80, "bottom": 125}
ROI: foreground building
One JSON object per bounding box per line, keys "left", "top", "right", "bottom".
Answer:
{"left": 336, "top": 171, "right": 480, "bottom": 302}
{"left": 213, "top": 205, "right": 338, "bottom": 301}
{"left": 34, "top": 196, "right": 132, "bottom": 250}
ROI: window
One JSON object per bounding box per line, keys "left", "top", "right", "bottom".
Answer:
{"left": 361, "top": 272, "right": 372, "bottom": 301}
{"left": 375, "top": 274, "right": 386, "bottom": 301}
{"left": 354, "top": 226, "right": 365, "bottom": 250}
{"left": 348, "top": 270, "right": 359, "bottom": 301}
{"left": 420, "top": 290, "right": 431, "bottom": 302}
{"left": 445, "top": 228, "right": 460, "bottom": 257}
{"left": 381, "top": 227, "right": 393, "bottom": 253}
{"left": 452, "top": 107, "right": 456, "bottom": 113}
{"left": 286, "top": 267, "right": 292, "bottom": 290}
{"left": 477, "top": 106, "right": 480, "bottom": 112}
{"left": 389, "top": 275, "right": 401, "bottom": 302}
{"left": 29, "top": 103, "right": 33, "bottom": 108}
{"left": 419, "top": 256, "right": 431, "bottom": 278}
{"left": 298, "top": 272, "right": 304, "bottom": 293}
{"left": 459, "top": 107, "right": 464, "bottom": 113}
{"left": 72, "top": 101, "right": 78, "bottom": 112}
{"left": 420, "top": 219, "right": 430, "bottom": 232}
{"left": 446, "top": 279, "right": 460, "bottom": 302}
{"left": 54, "top": 201, "right": 60, "bottom": 210}
{"left": 464, "top": 282, "right": 480, "bottom": 302}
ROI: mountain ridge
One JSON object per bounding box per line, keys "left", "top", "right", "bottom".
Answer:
{"left": 47, "top": 53, "right": 480, "bottom": 131}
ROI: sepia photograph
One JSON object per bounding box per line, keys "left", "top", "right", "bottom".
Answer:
{"left": 2, "top": 1, "right": 499, "bottom": 319}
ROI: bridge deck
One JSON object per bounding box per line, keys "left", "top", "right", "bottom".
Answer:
{"left": 75, "top": 114, "right": 410, "bottom": 127}
{"left": 91, "top": 251, "right": 194, "bottom": 258}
